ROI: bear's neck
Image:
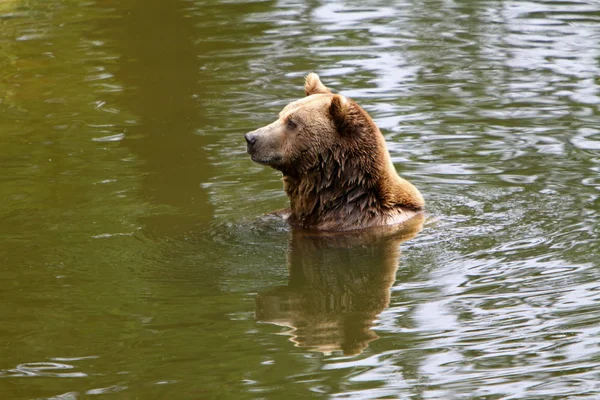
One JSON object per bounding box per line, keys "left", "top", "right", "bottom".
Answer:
{"left": 282, "top": 150, "right": 423, "bottom": 231}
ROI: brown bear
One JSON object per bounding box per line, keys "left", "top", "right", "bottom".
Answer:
{"left": 245, "top": 73, "right": 424, "bottom": 231}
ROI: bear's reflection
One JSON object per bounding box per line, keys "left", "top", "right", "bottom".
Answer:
{"left": 256, "top": 215, "right": 423, "bottom": 356}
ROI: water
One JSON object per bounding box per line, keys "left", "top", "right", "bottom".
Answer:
{"left": 1, "top": 0, "right": 599, "bottom": 398}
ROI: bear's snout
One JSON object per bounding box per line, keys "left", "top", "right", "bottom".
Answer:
{"left": 245, "top": 124, "right": 285, "bottom": 167}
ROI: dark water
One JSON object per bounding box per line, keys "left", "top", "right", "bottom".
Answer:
{"left": 1, "top": 0, "right": 600, "bottom": 398}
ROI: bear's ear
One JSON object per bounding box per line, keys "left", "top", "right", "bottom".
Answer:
{"left": 305, "top": 73, "right": 331, "bottom": 96}
{"left": 329, "top": 94, "right": 364, "bottom": 135}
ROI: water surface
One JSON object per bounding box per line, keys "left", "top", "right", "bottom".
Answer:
{"left": 1, "top": 0, "right": 600, "bottom": 398}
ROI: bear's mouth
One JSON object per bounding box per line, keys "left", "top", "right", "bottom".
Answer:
{"left": 250, "top": 154, "right": 282, "bottom": 165}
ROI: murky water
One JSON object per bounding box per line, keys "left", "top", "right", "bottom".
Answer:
{"left": 1, "top": 0, "right": 600, "bottom": 398}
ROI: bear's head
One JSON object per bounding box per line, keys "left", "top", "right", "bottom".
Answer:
{"left": 245, "top": 73, "right": 424, "bottom": 231}
{"left": 245, "top": 73, "right": 382, "bottom": 176}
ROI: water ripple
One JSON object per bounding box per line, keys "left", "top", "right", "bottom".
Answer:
{"left": 1, "top": 362, "right": 87, "bottom": 378}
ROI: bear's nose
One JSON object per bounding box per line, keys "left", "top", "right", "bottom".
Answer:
{"left": 245, "top": 132, "right": 257, "bottom": 146}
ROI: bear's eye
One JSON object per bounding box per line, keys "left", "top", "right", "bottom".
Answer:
{"left": 286, "top": 118, "right": 298, "bottom": 130}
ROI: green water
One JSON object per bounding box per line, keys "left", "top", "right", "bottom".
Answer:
{"left": 1, "top": 0, "right": 600, "bottom": 398}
